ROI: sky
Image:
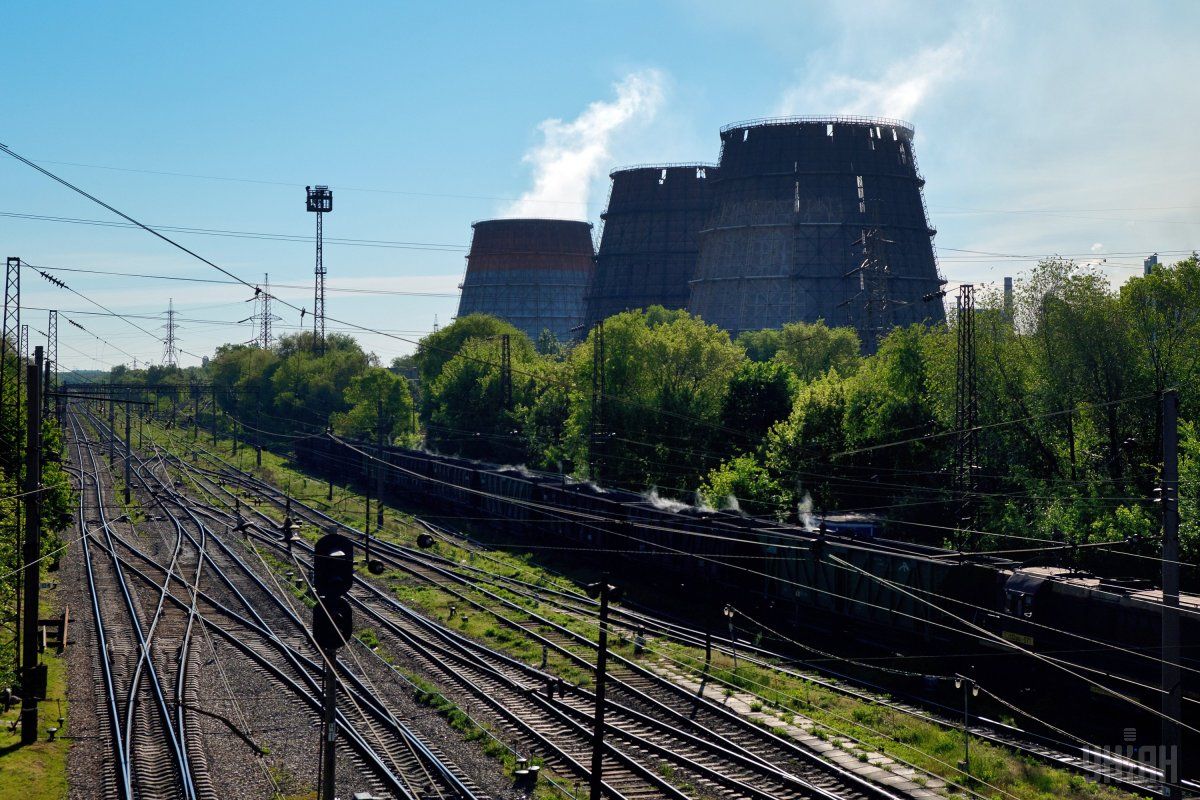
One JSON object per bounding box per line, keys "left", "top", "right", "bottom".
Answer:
{"left": 4, "top": 1, "right": 1198, "bottom": 372}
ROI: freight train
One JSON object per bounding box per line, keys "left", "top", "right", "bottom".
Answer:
{"left": 295, "top": 435, "right": 1197, "bottom": 755}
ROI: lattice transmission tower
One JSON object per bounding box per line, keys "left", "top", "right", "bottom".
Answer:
{"left": 842, "top": 212, "right": 898, "bottom": 353}
{"left": 162, "top": 299, "right": 179, "bottom": 367}
{"left": 259, "top": 273, "right": 279, "bottom": 349}
{"left": 306, "top": 185, "right": 333, "bottom": 354}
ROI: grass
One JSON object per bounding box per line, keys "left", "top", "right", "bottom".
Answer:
{"left": 145, "top": 419, "right": 1146, "bottom": 800}
{"left": 0, "top": 596, "right": 70, "bottom": 800}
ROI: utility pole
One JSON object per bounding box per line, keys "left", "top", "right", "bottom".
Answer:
{"left": 375, "top": 398, "right": 385, "bottom": 530}
{"left": 306, "top": 186, "right": 333, "bottom": 355}
{"left": 256, "top": 394, "right": 263, "bottom": 467}
{"left": 108, "top": 395, "right": 116, "bottom": 467}
{"left": 211, "top": 384, "right": 217, "bottom": 448}
{"left": 1161, "top": 389, "right": 1181, "bottom": 795}
{"left": 124, "top": 401, "right": 133, "bottom": 505}
{"left": 724, "top": 604, "right": 738, "bottom": 668}
{"left": 41, "top": 355, "right": 51, "bottom": 420}
{"left": 500, "top": 334, "right": 512, "bottom": 409}
{"left": 20, "top": 347, "right": 43, "bottom": 745}
{"left": 955, "top": 674, "right": 978, "bottom": 779}
{"left": 586, "top": 580, "right": 621, "bottom": 800}
{"left": 589, "top": 320, "right": 605, "bottom": 481}
{"left": 953, "top": 284, "right": 978, "bottom": 550}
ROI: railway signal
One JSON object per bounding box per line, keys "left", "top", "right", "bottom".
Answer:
{"left": 312, "top": 531, "right": 354, "bottom": 800}
{"left": 954, "top": 673, "right": 979, "bottom": 779}
{"left": 585, "top": 579, "right": 622, "bottom": 800}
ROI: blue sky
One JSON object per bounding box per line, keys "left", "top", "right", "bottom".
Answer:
{"left": 5, "top": 1, "right": 1198, "bottom": 371}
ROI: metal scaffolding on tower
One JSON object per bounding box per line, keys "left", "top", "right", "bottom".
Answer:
{"left": 306, "top": 185, "right": 333, "bottom": 354}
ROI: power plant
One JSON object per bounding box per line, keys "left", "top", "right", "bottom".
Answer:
{"left": 456, "top": 218, "right": 595, "bottom": 342}
{"left": 460, "top": 115, "right": 944, "bottom": 346}
{"left": 585, "top": 163, "right": 717, "bottom": 324}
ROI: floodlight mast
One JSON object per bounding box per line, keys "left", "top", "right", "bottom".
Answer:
{"left": 306, "top": 185, "right": 333, "bottom": 355}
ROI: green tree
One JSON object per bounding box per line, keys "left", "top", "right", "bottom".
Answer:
{"left": 414, "top": 314, "right": 525, "bottom": 417}
{"left": 332, "top": 366, "right": 416, "bottom": 445}
{"left": 425, "top": 333, "right": 538, "bottom": 462}
{"left": 270, "top": 333, "right": 371, "bottom": 431}
{"left": 563, "top": 307, "right": 744, "bottom": 492}
{"left": 772, "top": 319, "right": 862, "bottom": 382}
{"left": 720, "top": 360, "right": 796, "bottom": 456}
{"left": 735, "top": 328, "right": 784, "bottom": 362}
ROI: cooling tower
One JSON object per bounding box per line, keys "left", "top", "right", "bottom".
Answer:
{"left": 456, "top": 219, "right": 595, "bottom": 342}
{"left": 586, "top": 163, "right": 717, "bottom": 324}
{"left": 688, "top": 116, "right": 945, "bottom": 343}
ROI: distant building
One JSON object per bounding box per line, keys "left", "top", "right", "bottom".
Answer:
{"left": 1144, "top": 253, "right": 1159, "bottom": 276}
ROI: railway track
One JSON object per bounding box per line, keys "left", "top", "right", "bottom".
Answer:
{"left": 151, "top": 430, "right": 918, "bottom": 800}
{"left": 70, "top": 405, "right": 490, "bottom": 800}
{"left": 68, "top": 413, "right": 201, "bottom": 800}
{"left": 168, "top": 431, "right": 1178, "bottom": 800}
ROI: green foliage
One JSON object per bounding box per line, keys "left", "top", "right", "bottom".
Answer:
{"left": 270, "top": 334, "right": 371, "bottom": 430}
{"left": 720, "top": 360, "right": 797, "bottom": 455}
{"left": 331, "top": 367, "right": 415, "bottom": 444}
{"left": 563, "top": 307, "right": 744, "bottom": 491}
{"left": 701, "top": 455, "right": 787, "bottom": 517}
{"left": 413, "top": 314, "right": 525, "bottom": 414}
{"left": 425, "top": 332, "right": 538, "bottom": 461}
{"left": 0, "top": 350, "right": 74, "bottom": 689}
{"left": 697, "top": 254, "right": 1200, "bottom": 570}
{"left": 735, "top": 328, "right": 784, "bottom": 362}
{"left": 771, "top": 319, "right": 862, "bottom": 382}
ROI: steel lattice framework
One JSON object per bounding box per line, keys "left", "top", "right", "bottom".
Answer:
{"left": 1, "top": 257, "right": 20, "bottom": 475}
{"left": 162, "top": 299, "right": 179, "bottom": 367}
{"left": 306, "top": 186, "right": 333, "bottom": 354}
{"left": 688, "top": 118, "right": 945, "bottom": 340}
{"left": 953, "top": 284, "right": 978, "bottom": 547}
{"left": 842, "top": 223, "right": 896, "bottom": 353}
{"left": 45, "top": 310, "right": 57, "bottom": 417}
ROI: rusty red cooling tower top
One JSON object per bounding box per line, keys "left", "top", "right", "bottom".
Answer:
{"left": 456, "top": 218, "right": 595, "bottom": 342}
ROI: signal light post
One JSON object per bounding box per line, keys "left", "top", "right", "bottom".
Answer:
{"left": 312, "top": 532, "right": 354, "bottom": 800}
{"left": 586, "top": 579, "right": 622, "bottom": 800}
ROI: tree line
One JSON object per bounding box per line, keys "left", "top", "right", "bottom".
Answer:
{"left": 86, "top": 254, "right": 1200, "bottom": 574}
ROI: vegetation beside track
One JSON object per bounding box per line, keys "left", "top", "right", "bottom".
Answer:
{"left": 0, "top": 593, "right": 69, "bottom": 800}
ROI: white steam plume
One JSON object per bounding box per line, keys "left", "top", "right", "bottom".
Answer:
{"left": 505, "top": 70, "right": 665, "bottom": 220}
{"left": 776, "top": 23, "right": 982, "bottom": 121}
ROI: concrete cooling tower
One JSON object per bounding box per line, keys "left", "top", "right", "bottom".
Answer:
{"left": 456, "top": 219, "right": 595, "bottom": 342}
{"left": 687, "top": 116, "right": 946, "bottom": 343}
{"left": 585, "top": 164, "right": 717, "bottom": 324}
